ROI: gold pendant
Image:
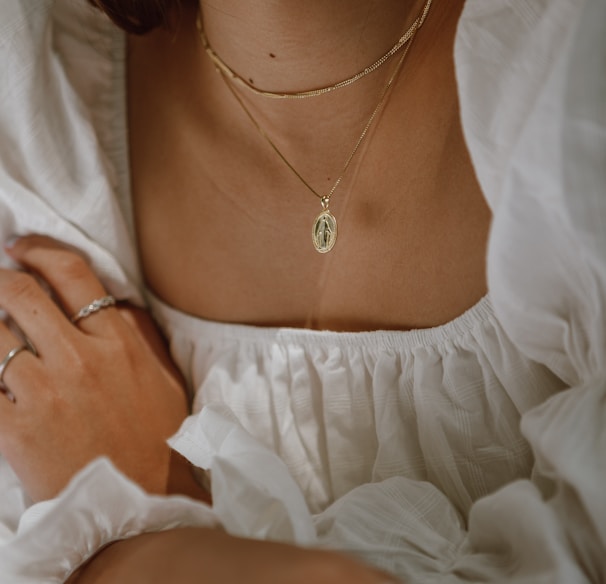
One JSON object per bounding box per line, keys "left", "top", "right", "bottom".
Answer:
{"left": 312, "top": 197, "right": 337, "bottom": 253}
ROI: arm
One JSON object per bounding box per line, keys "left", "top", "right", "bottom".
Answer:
{"left": 68, "top": 528, "right": 396, "bottom": 584}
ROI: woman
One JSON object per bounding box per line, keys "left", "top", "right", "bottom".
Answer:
{"left": 0, "top": 0, "right": 604, "bottom": 582}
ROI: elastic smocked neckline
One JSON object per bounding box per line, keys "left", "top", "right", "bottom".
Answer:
{"left": 146, "top": 292, "right": 495, "bottom": 351}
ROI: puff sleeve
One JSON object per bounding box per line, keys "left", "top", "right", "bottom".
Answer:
{"left": 442, "top": 0, "right": 606, "bottom": 580}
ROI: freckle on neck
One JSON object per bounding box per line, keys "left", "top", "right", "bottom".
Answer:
{"left": 269, "top": 53, "right": 276, "bottom": 58}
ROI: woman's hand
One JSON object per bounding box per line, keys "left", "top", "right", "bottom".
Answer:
{"left": 0, "top": 235, "right": 189, "bottom": 501}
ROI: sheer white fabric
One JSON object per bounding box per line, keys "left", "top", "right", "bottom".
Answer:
{"left": 0, "top": 0, "right": 604, "bottom": 582}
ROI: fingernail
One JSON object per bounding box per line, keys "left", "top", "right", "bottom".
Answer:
{"left": 4, "top": 236, "right": 20, "bottom": 250}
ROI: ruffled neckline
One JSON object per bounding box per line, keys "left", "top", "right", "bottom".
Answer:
{"left": 147, "top": 290, "right": 495, "bottom": 351}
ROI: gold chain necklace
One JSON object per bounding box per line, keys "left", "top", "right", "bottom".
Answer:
{"left": 196, "top": 0, "right": 433, "bottom": 100}
{"left": 200, "top": 0, "right": 432, "bottom": 253}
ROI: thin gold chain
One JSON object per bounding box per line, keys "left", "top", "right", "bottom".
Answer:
{"left": 214, "top": 1, "right": 430, "bottom": 204}
{"left": 196, "top": 0, "right": 433, "bottom": 100}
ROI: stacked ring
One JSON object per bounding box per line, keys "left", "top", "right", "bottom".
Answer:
{"left": 71, "top": 295, "right": 117, "bottom": 324}
{"left": 0, "top": 343, "right": 37, "bottom": 402}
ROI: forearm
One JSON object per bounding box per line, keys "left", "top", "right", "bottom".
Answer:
{"left": 67, "top": 528, "right": 219, "bottom": 584}
{"left": 67, "top": 527, "right": 395, "bottom": 584}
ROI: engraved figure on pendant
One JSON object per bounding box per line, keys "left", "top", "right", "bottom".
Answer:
{"left": 312, "top": 210, "right": 338, "bottom": 253}
{"left": 317, "top": 216, "right": 332, "bottom": 248}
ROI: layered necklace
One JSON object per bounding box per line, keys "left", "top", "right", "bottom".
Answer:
{"left": 196, "top": 0, "right": 433, "bottom": 253}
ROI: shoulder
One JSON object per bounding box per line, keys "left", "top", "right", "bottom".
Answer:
{"left": 0, "top": 0, "right": 122, "bottom": 111}
{"left": 0, "top": 0, "right": 125, "bottom": 186}
{"left": 0, "top": 0, "right": 142, "bottom": 303}
{"left": 455, "top": 0, "right": 606, "bottom": 386}
{"left": 0, "top": 0, "right": 126, "bottom": 203}
{"left": 454, "top": 0, "right": 584, "bottom": 210}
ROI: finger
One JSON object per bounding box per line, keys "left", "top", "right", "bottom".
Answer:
{"left": 0, "top": 321, "right": 39, "bottom": 406}
{"left": 4, "top": 235, "right": 121, "bottom": 335}
{"left": 0, "top": 268, "right": 76, "bottom": 350}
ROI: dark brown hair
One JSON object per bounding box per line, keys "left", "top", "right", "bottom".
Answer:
{"left": 87, "top": 0, "right": 185, "bottom": 34}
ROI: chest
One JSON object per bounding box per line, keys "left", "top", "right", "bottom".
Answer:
{"left": 127, "top": 24, "right": 491, "bottom": 331}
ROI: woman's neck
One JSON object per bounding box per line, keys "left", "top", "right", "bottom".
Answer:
{"left": 198, "top": 0, "right": 424, "bottom": 95}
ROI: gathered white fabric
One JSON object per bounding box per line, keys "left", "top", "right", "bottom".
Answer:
{"left": 0, "top": 0, "right": 604, "bottom": 582}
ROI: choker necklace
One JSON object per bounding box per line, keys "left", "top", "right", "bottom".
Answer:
{"left": 196, "top": 0, "right": 433, "bottom": 100}
{"left": 200, "top": 0, "right": 433, "bottom": 253}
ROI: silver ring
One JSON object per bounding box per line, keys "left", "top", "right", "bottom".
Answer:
{"left": 71, "top": 295, "right": 117, "bottom": 324}
{"left": 0, "top": 344, "right": 35, "bottom": 400}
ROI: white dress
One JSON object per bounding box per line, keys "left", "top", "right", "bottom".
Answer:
{"left": 0, "top": 0, "right": 604, "bottom": 582}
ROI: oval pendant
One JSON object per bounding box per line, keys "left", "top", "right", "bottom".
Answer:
{"left": 312, "top": 209, "right": 338, "bottom": 253}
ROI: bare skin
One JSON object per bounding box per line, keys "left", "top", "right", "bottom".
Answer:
{"left": 129, "top": 0, "right": 491, "bottom": 332}
{"left": 67, "top": 528, "right": 395, "bottom": 584}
